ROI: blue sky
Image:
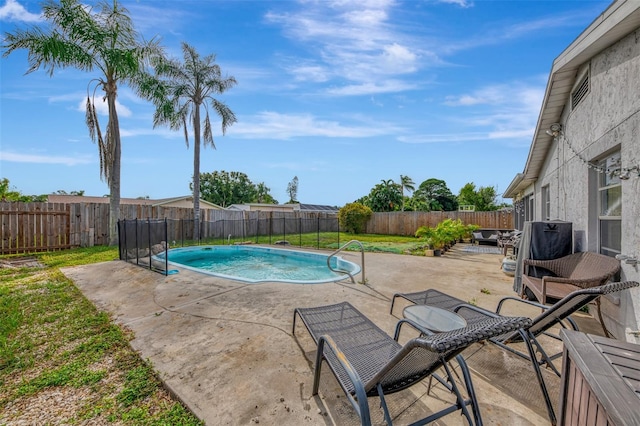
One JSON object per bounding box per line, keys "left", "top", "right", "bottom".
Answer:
{"left": 1, "top": 0, "right": 611, "bottom": 206}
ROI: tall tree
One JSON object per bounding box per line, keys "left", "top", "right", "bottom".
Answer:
{"left": 286, "top": 176, "right": 299, "bottom": 203}
{"left": 3, "top": 0, "right": 162, "bottom": 245}
{"left": 457, "top": 183, "right": 477, "bottom": 208}
{"left": 399, "top": 175, "right": 415, "bottom": 211}
{"left": 0, "top": 178, "right": 47, "bottom": 201}
{"left": 364, "top": 179, "right": 402, "bottom": 212}
{"left": 198, "top": 171, "right": 254, "bottom": 207}
{"left": 476, "top": 186, "right": 499, "bottom": 211}
{"left": 413, "top": 178, "right": 458, "bottom": 211}
{"left": 457, "top": 182, "right": 500, "bottom": 211}
{"left": 151, "top": 42, "right": 237, "bottom": 240}
{"left": 255, "top": 182, "right": 278, "bottom": 204}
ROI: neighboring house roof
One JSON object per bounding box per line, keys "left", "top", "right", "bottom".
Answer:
{"left": 504, "top": 0, "right": 640, "bottom": 198}
{"left": 299, "top": 203, "right": 339, "bottom": 212}
{"left": 46, "top": 194, "right": 224, "bottom": 209}
{"left": 226, "top": 203, "right": 299, "bottom": 211}
{"left": 151, "top": 196, "right": 224, "bottom": 209}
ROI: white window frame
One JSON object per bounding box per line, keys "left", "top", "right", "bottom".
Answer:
{"left": 542, "top": 185, "right": 551, "bottom": 221}
{"left": 597, "top": 152, "right": 622, "bottom": 257}
{"left": 524, "top": 193, "right": 534, "bottom": 222}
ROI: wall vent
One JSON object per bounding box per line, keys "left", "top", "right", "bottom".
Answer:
{"left": 571, "top": 73, "right": 589, "bottom": 109}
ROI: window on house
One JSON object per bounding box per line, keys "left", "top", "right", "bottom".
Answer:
{"left": 542, "top": 185, "right": 551, "bottom": 220}
{"left": 524, "top": 194, "right": 534, "bottom": 222}
{"left": 598, "top": 153, "right": 622, "bottom": 257}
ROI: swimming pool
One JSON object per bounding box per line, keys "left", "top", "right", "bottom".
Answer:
{"left": 157, "top": 245, "right": 360, "bottom": 284}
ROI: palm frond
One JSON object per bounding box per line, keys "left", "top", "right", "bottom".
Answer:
{"left": 85, "top": 97, "right": 97, "bottom": 142}
{"left": 203, "top": 111, "right": 215, "bottom": 149}
{"left": 207, "top": 98, "right": 238, "bottom": 135}
{"left": 182, "top": 115, "right": 189, "bottom": 148}
{"left": 147, "top": 41, "right": 236, "bottom": 157}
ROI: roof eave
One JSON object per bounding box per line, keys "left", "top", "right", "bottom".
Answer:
{"left": 516, "top": 0, "right": 640, "bottom": 184}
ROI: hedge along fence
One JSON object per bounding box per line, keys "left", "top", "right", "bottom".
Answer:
{"left": 365, "top": 211, "right": 513, "bottom": 236}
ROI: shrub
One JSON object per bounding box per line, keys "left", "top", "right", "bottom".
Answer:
{"left": 338, "top": 202, "right": 373, "bottom": 234}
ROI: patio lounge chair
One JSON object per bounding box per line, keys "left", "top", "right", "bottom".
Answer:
{"left": 293, "top": 301, "right": 531, "bottom": 426}
{"left": 389, "top": 281, "right": 639, "bottom": 425}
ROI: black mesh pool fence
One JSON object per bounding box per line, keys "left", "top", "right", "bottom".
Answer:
{"left": 118, "top": 218, "right": 170, "bottom": 275}
{"left": 118, "top": 216, "right": 342, "bottom": 275}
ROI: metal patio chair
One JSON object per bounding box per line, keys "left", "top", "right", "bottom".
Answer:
{"left": 293, "top": 301, "right": 531, "bottom": 426}
{"left": 389, "top": 281, "right": 639, "bottom": 425}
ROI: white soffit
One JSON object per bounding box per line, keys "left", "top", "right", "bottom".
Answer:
{"left": 513, "top": 0, "right": 640, "bottom": 194}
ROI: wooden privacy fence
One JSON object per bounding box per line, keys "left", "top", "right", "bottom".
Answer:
{"left": 1, "top": 203, "right": 71, "bottom": 254}
{"left": 0, "top": 202, "right": 513, "bottom": 253}
{"left": 365, "top": 211, "right": 513, "bottom": 236}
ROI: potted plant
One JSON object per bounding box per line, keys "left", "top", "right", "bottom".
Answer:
{"left": 430, "top": 227, "right": 448, "bottom": 256}
{"left": 415, "top": 226, "right": 441, "bottom": 256}
{"left": 423, "top": 236, "right": 436, "bottom": 257}
{"left": 434, "top": 219, "right": 455, "bottom": 252}
{"left": 463, "top": 224, "right": 480, "bottom": 243}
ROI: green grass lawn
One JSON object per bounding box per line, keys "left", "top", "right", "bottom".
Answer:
{"left": 0, "top": 235, "right": 429, "bottom": 424}
{"left": 202, "top": 232, "right": 427, "bottom": 255}
{"left": 0, "top": 246, "right": 202, "bottom": 425}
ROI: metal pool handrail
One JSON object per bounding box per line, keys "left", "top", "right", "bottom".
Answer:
{"left": 327, "top": 240, "right": 365, "bottom": 284}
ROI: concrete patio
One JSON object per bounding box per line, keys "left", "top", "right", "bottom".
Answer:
{"left": 62, "top": 244, "right": 604, "bottom": 425}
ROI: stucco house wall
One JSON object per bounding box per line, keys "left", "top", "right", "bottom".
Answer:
{"left": 505, "top": 1, "right": 640, "bottom": 342}
{"left": 539, "top": 30, "right": 639, "bottom": 341}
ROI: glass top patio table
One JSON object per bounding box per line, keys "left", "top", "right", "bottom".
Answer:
{"left": 403, "top": 305, "right": 467, "bottom": 332}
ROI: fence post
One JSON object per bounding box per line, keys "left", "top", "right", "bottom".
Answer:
{"left": 164, "top": 218, "right": 168, "bottom": 275}
{"left": 120, "top": 220, "right": 126, "bottom": 261}
{"left": 134, "top": 218, "right": 139, "bottom": 265}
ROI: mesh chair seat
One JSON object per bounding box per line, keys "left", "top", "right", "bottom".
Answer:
{"left": 293, "top": 301, "right": 531, "bottom": 426}
{"left": 390, "top": 281, "right": 639, "bottom": 425}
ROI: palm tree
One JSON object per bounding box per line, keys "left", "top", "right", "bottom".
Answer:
{"left": 399, "top": 175, "right": 415, "bottom": 211}
{"left": 151, "top": 42, "right": 237, "bottom": 240}
{"left": 2, "top": 0, "right": 162, "bottom": 245}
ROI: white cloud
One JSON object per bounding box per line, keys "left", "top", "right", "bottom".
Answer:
{"left": 231, "top": 111, "right": 402, "bottom": 140}
{"left": 397, "top": 132, "right": 488, "bottom": 144}
{"left": 119, "top": 127, "right": 176, "bottom": 139}
{"left": 0, "top": 151, "right": 92, "bottom": 165}
{"left": 327, "top": 80, "right": 416, "bottom": 96}
{"left": 289, "top": 64, "right": 330, "bottom": 82}
{"left": 77, "top": 98, "right": 132, "bottom": 118}
{"left": 265, "top": 1, "right": 426, "bottom": 96}
{"left": 400, "top": 79, "right": 544, "bottom": 145}
{"left": 444, "top": 86, "right": 506, "bottom": 106}
{"left": 126, "top": 3, "right": 192, "bottom": 35}
{"left": 437, "top": 0, "right": 474, "bottom": 8}
{"left": 0, "top": 0, "right": 41, "bottom": 22}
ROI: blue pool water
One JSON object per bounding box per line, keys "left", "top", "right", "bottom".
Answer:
{"left": 157, "top": 245, "right": 360, "bottom": 284}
